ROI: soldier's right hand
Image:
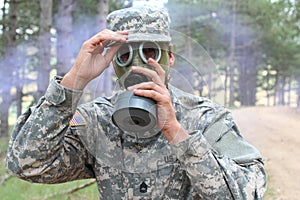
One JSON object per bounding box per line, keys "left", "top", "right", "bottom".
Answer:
{"left": 61, "top": 29, "right": 128, "bottom": 90}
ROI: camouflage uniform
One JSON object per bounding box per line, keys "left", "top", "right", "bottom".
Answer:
{"left": 6, "top": 77, "right": 266, "bottom": 199}
{"left": 6, "top": 7, "right": 266, "bottom": 200}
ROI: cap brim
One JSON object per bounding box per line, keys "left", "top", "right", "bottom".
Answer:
{"left": 127, "top": 33, "right": 171, "bottom": 42}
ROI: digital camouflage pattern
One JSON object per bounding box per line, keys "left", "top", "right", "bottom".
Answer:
{"left": 106, "top": 7, "right": 171, "bottom": 42}
{"left": 6, "top": 76, "right": 266, "bottom": 199}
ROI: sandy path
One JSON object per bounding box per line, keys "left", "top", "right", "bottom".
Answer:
{"left": 231, "top": 106, "right": 300, "bottom": 200}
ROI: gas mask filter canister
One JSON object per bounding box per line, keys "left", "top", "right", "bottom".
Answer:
{"left": 112, "top": 90, "right": 157, "bottom": 133}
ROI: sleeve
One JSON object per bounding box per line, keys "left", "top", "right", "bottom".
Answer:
{"left": 171, "top": 108, "right": 266, "bottom": 199}
{"left": 5, "top": 76, "right": 95, "bottom": 184}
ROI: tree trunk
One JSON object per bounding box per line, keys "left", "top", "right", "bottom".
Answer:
{"left": 229, "top": 0, "right": 237, "bottom": 107}
{"left": 0, "top": 97, "right": 10, "bottom": 137}
{"left": 183, "top": 3, "right": 194, "bottom": 94}
{"left": 297, "top": 77, "right": 300, "bottom": 107}
{"left": 248, "top": 47, "right": 257, "bottom": 106}
{"left": 278, "top": 76, "right": 285, "bottom": 105}
{"left": 273, "top": 72, "right": 278, "bottom": 106}
{"left": 237, "top": 45, "right": 257, "bottom": 106}
{"left": 238, "top": 48, "right": 247, "bottom": 105}
{"left": 56, "top": 0, "right": 73, "bottom": 77}
{"left": 287, "top": 77, "right": 291, "bottom": 106}
{"left": 96, "top": 0, "right": 113, "bottom": 96}
{"left": 15, "top": 72, "right": 23, "bottom": 118}
{"left": 37, "top": 0, "right": 53, "bottom": 99}
{"left": 0, "top": 0, "right": 18, "bottom": 137}
{"left": 15, "top": 53, "right": 26, "bottom": 118}
{"left": 266, "top": 67, "right": 271, "bottom": 106}
{"left": 98, "top": 0, "right": 108, "bottom": 29}
{"left": 224, "top": 65, "right": 228, "bottom": 106}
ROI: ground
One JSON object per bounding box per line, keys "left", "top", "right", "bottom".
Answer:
{"left": 231, "top": 106, "right": 300, "bottom": 200}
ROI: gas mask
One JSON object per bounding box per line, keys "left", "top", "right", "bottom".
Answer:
{"left": 112, "top": 41, "right": 171, "bottom": 137}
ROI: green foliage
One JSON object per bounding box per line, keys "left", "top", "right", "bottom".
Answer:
{"left": 73, "top": 0, "right": 99, "bottom": 17}
{"left": 1, "top": 0, "right": 40, "bottom": 42}
{"left": 170, "top": 0, "right": 300, "bottom": 106}
{"left": 262, "top": 0, "right": 300, "bottom": 72}
{"left": 72, "top": 0, "right": 124, "bottom": 19}
{"left": 17, "top": 0, "right": 40, "bottom": 38}
{"left": 109, "top": 0, "right": 125, "bottom": 12}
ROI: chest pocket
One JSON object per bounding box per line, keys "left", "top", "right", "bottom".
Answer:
{"left": 95, "top": 156, "right": 184, "bottom": 199}
{"left": 130, "top": 156, "right": 183, "bottom": 199}
{"left": 155, "top": 157, "right": 186, "bottom": 199}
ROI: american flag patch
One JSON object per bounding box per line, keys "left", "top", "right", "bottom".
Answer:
{"left": 70, "top": 110, "right": 86, "bottom": 127}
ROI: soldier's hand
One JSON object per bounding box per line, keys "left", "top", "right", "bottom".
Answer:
{"left": 61, "top": 29, "right": 128, "bottom": 90}
{"left": 127, "top": 58, "right": 189, "bottom": 144}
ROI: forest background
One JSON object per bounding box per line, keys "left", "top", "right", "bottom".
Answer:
{"left": 0, "top": 0, "right": 299, "bottom": 199}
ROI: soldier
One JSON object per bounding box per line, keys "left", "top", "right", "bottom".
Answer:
{"left": 6, "top": 6, "right": 266, "bottom": 199}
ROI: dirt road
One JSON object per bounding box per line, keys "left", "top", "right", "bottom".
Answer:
{"left": 231, "top": 106, "right": 300, "bottom": 200}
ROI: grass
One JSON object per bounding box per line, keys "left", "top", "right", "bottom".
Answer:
{"left": 263, "top": 171, "right": 276, "bottom": 200}
{"left": 0, "top": 137, "right": 98, "bottom": 200}
{"left": 0, "top": 177, "right": 98, "bottom": 200}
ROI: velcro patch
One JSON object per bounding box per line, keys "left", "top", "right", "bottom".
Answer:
{"left": 70, "top": 110, "right": 86, "bottom": 127}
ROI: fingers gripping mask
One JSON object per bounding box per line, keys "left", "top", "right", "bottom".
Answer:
{"left": 112, "top": 42, "right": 170, "bottom": 136}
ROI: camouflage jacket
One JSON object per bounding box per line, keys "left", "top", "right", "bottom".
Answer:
{"left": 6, "top": 76, "right": 266, "bottom": 199}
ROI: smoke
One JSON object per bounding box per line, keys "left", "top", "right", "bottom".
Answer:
{"left": 0, "top": 42, "right": 33, "bottom": 93}
{"left": 1, "top": 0, "right": 264, "bottom": 105}
{"left": 1, "top": 1, "right": 257, "bottom": 107}
{"left": 0, "top": 7, "right": 107, "bottom": 96}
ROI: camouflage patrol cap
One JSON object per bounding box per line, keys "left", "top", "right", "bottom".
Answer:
{"left": 106, "top": 7, "right": 171, "bottom": 42}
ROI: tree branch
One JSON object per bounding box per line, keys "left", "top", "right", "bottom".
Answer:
{"left": 0, "top": 174, "right": 12, "bottom": 184}
{"left": 43, "top": 179, "right": 96, "bottom": 200}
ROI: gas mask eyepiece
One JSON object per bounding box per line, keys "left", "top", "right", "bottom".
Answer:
{"left": 139, "top": 42, "right": 162, "bottom": 63}
{"left": 115, "top": 42, "right": 162, "bottom": 67}
{"left": 115, "top": 44, "right": 134, "bottom": 67}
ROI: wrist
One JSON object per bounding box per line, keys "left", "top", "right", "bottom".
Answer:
{"left": 163, "top": 122, "right": 189, "bottom": 144}
{"left": 45, "top": 76, "right": 83, "bottom": 111}
{"left": 61, "top": 71, "right": 89, "bottom": 90}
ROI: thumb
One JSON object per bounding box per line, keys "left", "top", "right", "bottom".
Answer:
{"left": 104, "top": 44, "right": 122, "bottom": 62}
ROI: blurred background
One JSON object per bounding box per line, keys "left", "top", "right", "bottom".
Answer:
{"left": 0, "top": 0, "right": 299, "bottom": 199}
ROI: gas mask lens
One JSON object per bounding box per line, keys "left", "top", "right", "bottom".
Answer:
{"left": 139, "top": 42, "right": 161, "bottom": 64}
{"left": 115, "top": 42, "right": 162, "bottom": 67}
{"left": 116, "top": 44, "right": 133, "bottom": 67}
